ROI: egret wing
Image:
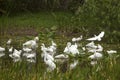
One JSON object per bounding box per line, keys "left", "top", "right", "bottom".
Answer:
{"left": 98, "top": 31, "right": 105, "bottom": 38}
{"left": 86, "top": 37, "right": 97, "bottom": 41}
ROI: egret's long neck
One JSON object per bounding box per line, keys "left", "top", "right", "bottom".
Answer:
{"left": 43, "top": 51, "right": 47, "bottom": 62}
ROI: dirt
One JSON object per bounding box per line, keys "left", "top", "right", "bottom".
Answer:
{"left": 3, "top": 27, "right": 38, "bottom": 36}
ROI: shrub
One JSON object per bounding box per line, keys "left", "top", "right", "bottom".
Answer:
{"left": 69, "top": 0, "right": 120, "bottom": 42}
{"left": 73, "top": 0, "right": 120, "bottom": 31}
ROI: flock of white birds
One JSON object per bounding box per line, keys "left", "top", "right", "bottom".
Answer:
{"left": 0, "top": 31, "right": 118, "bottom": 72}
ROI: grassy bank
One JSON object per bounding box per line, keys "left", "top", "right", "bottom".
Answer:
{"left": 0, "top": 11, "right": 120, "bottom": 80}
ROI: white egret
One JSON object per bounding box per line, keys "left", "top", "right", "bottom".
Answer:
{"left": 44, "top": 52, "right": 56, "bottom": 72}
{"left": 86, "top": 31, "right": 105, "bottom": 41}
{"left": 89, "top": 52, "right": 103, "bottom": 60}
{"left": 55, "top": 54, "right": 68, "bottom": 59}
{"left": 90, "top": 61, "right": 97, "bottom": 65}
{"left": 72, "top": 35, "right": 83, "bottom": 42}
{"left": 0, "top": 53, "right": 5, "bottom": 57}
{"left": 23, "top": 36, "right": 39, "bottom": 50}
{"left": 51, "top": 40, "right": 57, "bottom": 47}
{"left": 69, "top": 43, "right": 79, "bottom": 55}
{"left": 9, "top": 47, "right": 13, "bottom": 53}
{"left": 7, "top": 39, "right": 12, "bottom": 45}
{"left": 93, "top": 52, "right": 103, "bottom": 59}
{"left": 0, "top": 47, "right": 5, "bottom": 52}
{"left": 70, "top": 60, "right": 78, "bottom": 70}
{"left": 9, "top": 49, "right": 22, "bottom": 62}
{"left": 24, "top": 52, "right": 36, "bottom": 63}
{"left": 107, "top": 50, "right": 117, "bottom": 55}
{"left": 64, "top": 42, "right": 71, "bottom": 53}
{"left": 9, "top": 49, "right": 22, "bottom": 58}
{"left": 26, "top": 53, "right": 36, "bottom": 59}
{"left": 86, "top": 41, "right": 97, "bottom": 49}
{"left": 23, "top": 47, "right": 32, "bottom": 53}
{"left": 41, "top": 43, "right": 47, "bottom": 51}
{"left": 96, "top": 44, "right": 103, "bottom": 52}
{"left": 27, "top": 58, "right": 36, "bottom": 63}
{"left": 88, "top": 49, "right": 97, "bottom": 53}
{"left": 82, "top": 47, "right": 86, "bottom": 51}
{"left": 41, "top": 48, "right": 54, "bottom": 61}
{"left": 41, "top": 41, "right": 57, "bottom": 57}
{"left": 23, "top": 53, "right": 36, "bottom": 63}
{"left": 64, "top": 42, "right": 79, "bottom": 55}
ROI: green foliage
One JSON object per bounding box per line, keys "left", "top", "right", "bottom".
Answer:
{"left": 0, "top": 0, "right": 73, "bottom": 15}
{"left": 66, "top": 0, "right": 120, "bottom": 43}
{"left": 73, "top": 0, "right": 120, "bottom": 31}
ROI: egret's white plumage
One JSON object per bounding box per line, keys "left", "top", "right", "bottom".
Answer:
{"left": 9, "top": 47, "right": 13, "bottom": 53}
{"left": 64, "top": 42, "right": 79, "bottom": 55}
{"left": 23, "top": 52, "right": 36, "bottom": 63}
{"left": 72, "top": 35, "right": 83, "bottom": 42}
{"left": 88, "top": 49, "right": 96, "bottom": 53}
{"left": 41, "top": 41, "right": 57, "bottom": 57}
{"left": 0, "top": 53, "right": 5, "bottom": 57}
{"left": 86, "top": 31, "right": 105, "bottom": 41}
{"left": 69, "top": 43, "right": 79, "bottom": 55}
{"left": 90, "top": 61, "right": 97, "bottom": 65}
{"left": 9, "top": 49, "right": 22, "bottom": 62}
{"left": 11, "top": 49, "right": 22, "bottom": 58}
{"left": 45, "top": 60, "right": 56, "bottom": 72}
{"left": 86, "top": 42, "right": 103, "bottom": 53}
{"left": 34, "top": 36, "right": 39, "bottom": 42}
{"left": 70, "top": 60, "right": 78, "bottom": 70}
{"left": 41, "top": 44, "right": 56, "bottom": 72}
{"left": 0, "top": 47, "right": 5, "bottom": 52}
{"left": 107, "top": 50, "right": 117, "bottom": 55}
{"left": 96, "top": 44, "right": 103, "bottom": 52}
{"left": 82, "top": 47, "right": 86, "bottom": 51}
{"left": 42, "top": 50, "right": 54, "bottom": 61}
{"left": 44, "top": 52, "right": 56, "bottom": 72}
{"left": 51, "top": 40, "right": 57, "bottom": 47}
{"left": 26, "top": 53, "right": 36, "bottom": 59}
{"left": 89, "top": 52, "right": 102, "bottom": 59}
{"left": 55, "top": 54, "right": 68, "bottom": 59}
{"left": 23, "top": 37, "right": 39, "bottom": 50}
{"left": 93, "top": 52, "right": 103, "bottom": 59}
{"left": 23, "top": 47, "right": 32, "bottom": 53}
{"left": 27, "top": 58, "right": 36, "bottom": 63}
{"left": 41, "top": 43, "right": 47, "bottom": 51}
{"left": 64, "top": 42, "right": 71, "bottom": 53}
{"left": 86, "top": 41, "right": 98, "bottom": 49}
{"left": 7, "top": 39, "right": 12, "bottom": 45}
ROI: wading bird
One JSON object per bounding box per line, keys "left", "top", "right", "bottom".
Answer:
{"left": 55, "top": 54, "right": 68, "bottom": 59}
{"left": 107, "top": 50, "right": 117, "bottom": 56}
{"left": 7, "top": 39, "right": 12, "bottom": 45}
{"left": 9, "top": 49, "right": 22, "bottom": 62}
{"left": 69, "top": 60, "right": 79, "bottom": 70}
{"left": 23, "top": 37, "right": 39, "bottom": 50}
{"left": 44, "top": 51, "right": 56, "bottom": 72}
{"left": 86, "top": 31, "right": 105, "bottom": 41}
{"left": 89, "top": 52, "right": 103, "bottom": 60}
{"left": 64, "top": 42, "right": 79, "bottom": 56}
{"left": 72, "top": 35, "right": 83, "bottom": 42}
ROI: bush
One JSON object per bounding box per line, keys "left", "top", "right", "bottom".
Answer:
{"left": 73, "top": 0, "right": 120, "bottom": 31}
{"left": 56, "top": 0, "right": 120, "bottom": 42}
{"left": 68, "top": 0, "right": 120, "bottom": 42}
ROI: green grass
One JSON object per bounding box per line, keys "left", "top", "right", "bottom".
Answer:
{"left": 0, "top": 11, "right": 120, "bottom": 80}
{"left": 0, "top": 51, "right": 120, "bottom": 80}
{"left": 0, "top": 11, "right": 72, "bottom": 28}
